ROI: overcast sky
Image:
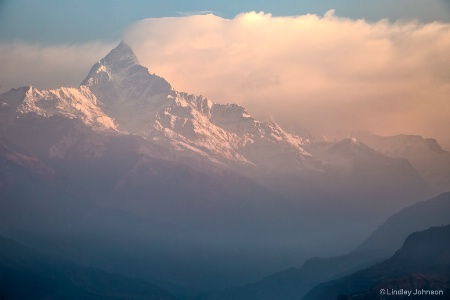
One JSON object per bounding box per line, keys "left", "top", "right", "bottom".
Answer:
{"left": 1, "top": 1, "right": 450, "bottom": 148}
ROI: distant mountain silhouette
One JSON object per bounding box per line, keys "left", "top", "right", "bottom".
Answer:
{"left": 303, "top": 225, "right": 450, "bottom": 300}
{"left": 0, "top": 235, "right": 177, "bottom": 300}
{"left": 355, "top": 191, "right": 450, "bottom": 256}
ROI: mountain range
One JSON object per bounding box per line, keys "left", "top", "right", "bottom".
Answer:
{"left": 1, "top": 42, "right": 439, "bottom": 230}
{"left": 1, "top": 42, "right": 449, "bottom": 298}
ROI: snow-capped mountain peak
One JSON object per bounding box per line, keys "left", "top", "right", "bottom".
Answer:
{"left": 1, "top": 42, "right": 322, "bottom": 171}
{"left": 81, "top": 41, "right": 140, "bottom": 86}
{"left": 81, "top": 42, "right": 174, "bottom": 107}
{"left": 80, "top": 42, "right": 321, "bottom": 170}
{"left": 97, "top": 41, "right": 140, "bottom": 69}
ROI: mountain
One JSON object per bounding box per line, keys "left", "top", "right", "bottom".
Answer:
{"left": 79, "top": 41, "right": 321, "bottom": 172}
{"left": 0, "top": 42, "right": 445, "bottom": 297}
{"left": 195, "top": 191, "right": 450, "bottom": 300}
{"left": 356, "top": 133, "right": 450, "bottom": 195}
{"left": 0, "top": 235, "right": 177, "bottom": 300}
{"left": 1, "top": 42, "right": 319, "bottom": 172}
{"left": 302, "top": 225, "right": 450, "bottom": 300}
{"left": 3, "top": 42, "right": 428, "bottom": 204}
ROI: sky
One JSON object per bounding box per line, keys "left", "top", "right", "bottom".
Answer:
{"left": 1, "top": 0, "right": 450, "bottom": 148}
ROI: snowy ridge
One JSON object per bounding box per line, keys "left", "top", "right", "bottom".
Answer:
{"left": 1, "top": 85, "right": 115, "bottom": 130}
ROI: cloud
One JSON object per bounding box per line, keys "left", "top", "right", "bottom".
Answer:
{"left": 124, "top": 11, "right": 450, "bottom": 148}
{"left": 0, "top": 42, "right": 116, "bottom": 93}
{"left": 176, "top": 10, "right": 215, "bottom": 16}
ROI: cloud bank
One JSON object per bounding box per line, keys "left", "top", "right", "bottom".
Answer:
{"left": 1, "top": 11, "right": 449, "bottom": 148}
{"left": 124, "top": 11, "right": 450, "bottom": 148}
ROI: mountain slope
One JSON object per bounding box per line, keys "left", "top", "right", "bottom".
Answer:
{"left": 302, "top": 225, "right": 450, "bottom": 300}
{"left": 355, "top": 191, "right": 450, "bottom": 255}
{"left": 0, "top": 85, "right": 116, "bottom": 130}
{"left": 0, "top": 235, "right": 177, "bottom": 300}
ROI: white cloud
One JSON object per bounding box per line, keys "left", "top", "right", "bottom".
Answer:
{"left": 124, "top": 11, "right": 450, "bottom": 148}
{"left": 176, "top": 10, "right": 215, "bottom": 16}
